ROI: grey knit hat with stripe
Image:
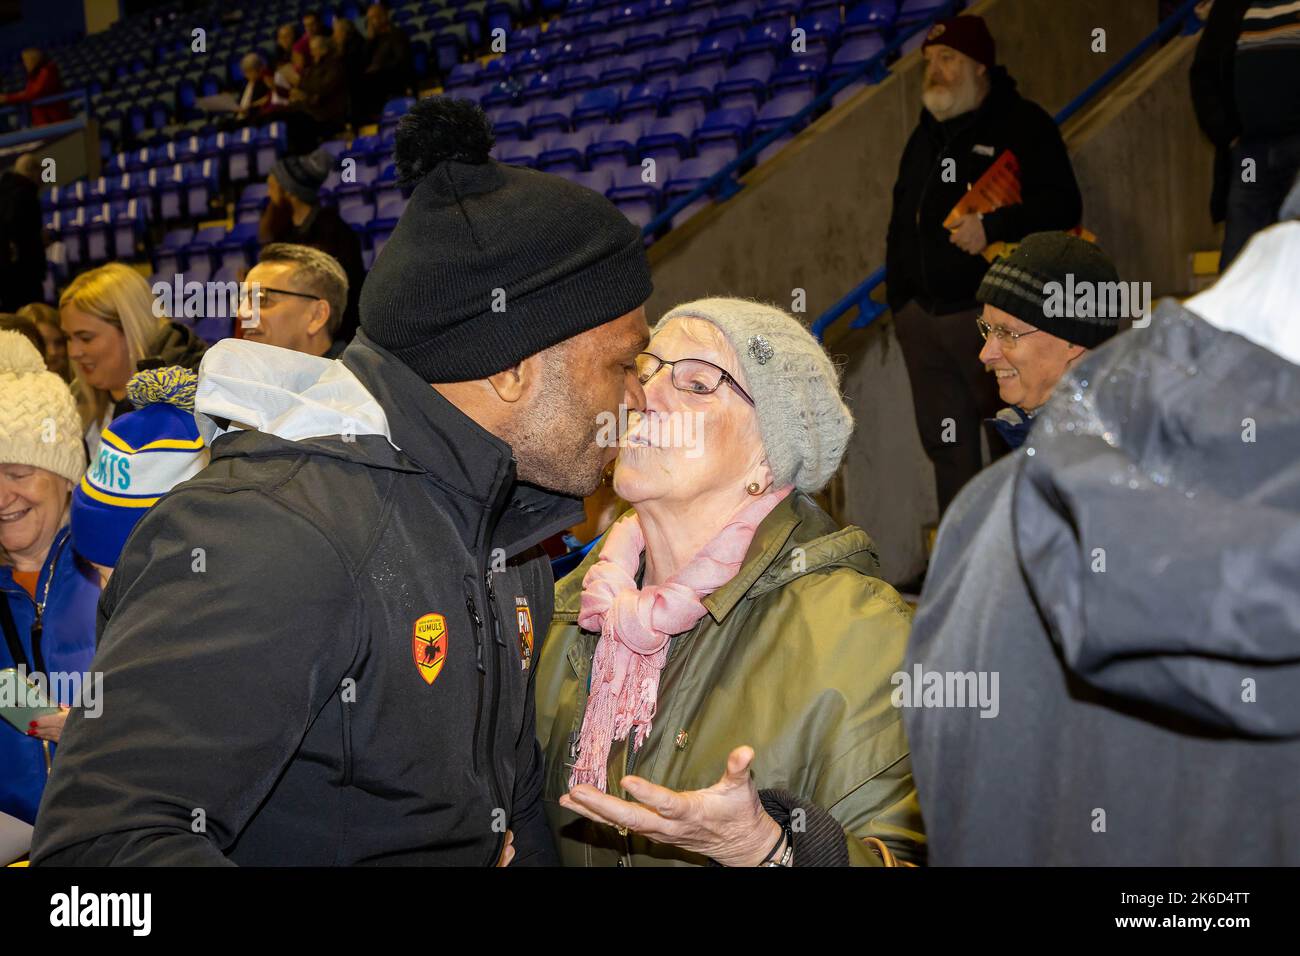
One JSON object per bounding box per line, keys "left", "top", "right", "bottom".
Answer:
{"left": 656, "top": 298, "right": 853, "bottom": 493}
{"left": 977, "top": 231, "right": 1123, "bottom": 348}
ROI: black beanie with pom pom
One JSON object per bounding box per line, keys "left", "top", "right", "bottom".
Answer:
{"left": 358, "top": 96, "right": 652, "bottom": 382}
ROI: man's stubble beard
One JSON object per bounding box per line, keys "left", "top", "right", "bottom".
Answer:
{"left": 501, "top": 353, "right": 609, "bottom": 499}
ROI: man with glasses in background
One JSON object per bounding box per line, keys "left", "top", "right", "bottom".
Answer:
{"left": 239, "top": 243, "right": 349, "bottom": 359}
{"left": 974, "top": 231, "right": 1125, "bottom": 451}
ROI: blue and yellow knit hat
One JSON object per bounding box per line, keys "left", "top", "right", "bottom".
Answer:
{"left": 71, "top": 367, "right": 208, "bottom": 568}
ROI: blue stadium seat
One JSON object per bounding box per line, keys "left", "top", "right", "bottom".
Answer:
{"left": 643, "top": 38, "right": 693, "bottom": 79}
{"left": 716, "top": 55, "right": 775, "bottom": 112}
{"left": 573, "top": 87, "right": 622, "bottom": 128}
{"left": 587, "top": 117, "right": 649, "bottom": 170}
{"left": 689, "top": 29, "right": 744, "bottom": 68}
{"left": 637, "top": 112, "right": 697, "bottom": 162}
{"left": 530, "top": 95, "right": 575, "bottom": 135}
{"left": 566, "top": 165, "right": 616, "bottom": 195}
{"left": 620, "top": 79, "right": 672, "bottom": 120}
{"left": 537, "top": 126, "right": 597, "bottom": 173}
{"left": 607, "top": 163, "right": 663, "bottom": 228}
{"left": 828, "top": 34, "right": 887, "bottom": 85}
{"left": 216, "top": 221, "right": 260, "bottom": 274}
{"left": 795, "top": 11, "right": 843, "bottom": 54}
{"left": 771, "top": 50, "right": 828, "bottom": 96}
{"left": 754, "top": 87, "right": 816, "bottom": 160}
{"left": 844, "top": 0, "right": 897, "bottom": 36}
{"left": 663, "top": 152, "right": 733, "bottom": 227}
{"left": 694, "top": 106, "right": 755, "bottom": 158}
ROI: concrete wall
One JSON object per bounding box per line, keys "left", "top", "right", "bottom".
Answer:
{"left": 1063, "top": 34, "right": 1218, "bottom": 298}
{"left": 644, "top": 0, "right": 1159, "bottom": 584}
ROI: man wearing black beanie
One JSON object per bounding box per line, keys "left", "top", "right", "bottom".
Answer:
{"left": 33, "top": 98, "right": 653, "bottom": 867}
{"left": 974, "top": 231, "right": 1126, "bottom": 450}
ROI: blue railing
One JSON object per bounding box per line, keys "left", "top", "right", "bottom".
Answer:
{"left": 641, "top": 0, "right": 963, "bottom": 239}
{"left": 0, "top": 86, "right": 91, "bottom": 133}
{"left": 812, "top": 0, "right": 1204, "bottom": 342}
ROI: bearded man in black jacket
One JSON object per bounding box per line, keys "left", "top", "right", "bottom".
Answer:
{"left": 886, "top": 15, "right": 1082, "bottom": 518}
{"left": 31, "top": 98, "right": 652, "bottom": 867}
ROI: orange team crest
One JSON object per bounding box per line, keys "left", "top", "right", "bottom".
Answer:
{"left": 412, "top": 613, "right": 448, "bottom": 685}
{"left": 515, "top": 597, "right": 534, "bottom": 670}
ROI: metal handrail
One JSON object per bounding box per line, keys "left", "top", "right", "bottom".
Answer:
{"left": 641, "top": 0, "right": 962, "bottom": 238}
{"left": 812, "top": 0, "right": 1204, "bottom": 342}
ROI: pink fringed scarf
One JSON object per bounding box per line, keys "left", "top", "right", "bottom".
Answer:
{"left": 569, "top": 487, "right": 792, "bottom": 791}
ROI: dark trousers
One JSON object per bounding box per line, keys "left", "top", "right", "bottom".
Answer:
{"left": 894, "top": 300, "right": 1004, "bottom": 517}
{"left": 1221, "top": 132, "right": 1300, "bottom": 269}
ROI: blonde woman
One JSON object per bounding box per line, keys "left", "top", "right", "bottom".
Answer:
{"left": 58, "top": 264, "right": 206, "bottom": 456}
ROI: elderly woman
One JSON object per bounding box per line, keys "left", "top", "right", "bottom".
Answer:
{"left": 0, "top": 331, "right": 98, "bottom": 826}
{"left": 58, "top": 263, "right": 206, "bottom": 457}
{"left": 535, "top": 298, "right": 924, "bottom": 867}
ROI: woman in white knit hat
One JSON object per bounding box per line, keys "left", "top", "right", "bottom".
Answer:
{"left": 0, "top": 331, "right": 99, "bottom": 826}
{"left": 535, "top": 297, "right": 923, "bottom": 867}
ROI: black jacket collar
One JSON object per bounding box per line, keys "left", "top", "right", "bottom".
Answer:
{"left": 341, "top": 330, "right": 583, "bottom": 558}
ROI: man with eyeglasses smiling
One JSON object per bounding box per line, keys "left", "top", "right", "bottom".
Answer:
{"left": 974, "top": 232, "right": 1125, "bottom": 450}
{"left": 238, "top": 243, "right": 350, "bottom": 359}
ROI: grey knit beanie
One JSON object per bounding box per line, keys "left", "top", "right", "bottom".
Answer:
{"left": 656, "top": 298, "right": 853, "bottom": 493}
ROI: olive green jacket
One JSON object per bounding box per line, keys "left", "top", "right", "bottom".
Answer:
{"left": 535, "top": 492, "right": 925, "bottom": 866}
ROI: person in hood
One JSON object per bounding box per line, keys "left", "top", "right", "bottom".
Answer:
{"left": 538, "top": 298, "right": 923, "bottom": 867}
{"left": 58, "top": 264, "right": 206, "bottom": 459}
{"left": 886, "top": 15, "right": 1083, "bottom": 516}
{"left": 975, "top": 232, "right": 1125, "bottom": 450}
{"left": 31, "top": 97, "right": 653, "bottom": 867}
{"left": 903, "top": 221, "right": 1300, "bottom": 865}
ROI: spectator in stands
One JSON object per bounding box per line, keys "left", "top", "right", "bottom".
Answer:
{"left": 360, "top": 3, "right": 413, "bottom": 121}
{"left": 0, "top": 330, "right": 96, "bottom": 827}
{"left": 975, "top": 233, "right": 1124, "bottom": 451}
{"left": 259, "top": 150, "right": 365, "bottom": 344}
{"left": 287, "top": 35, "right": 348, "bottom": 149}
{"left": 0, "top": 49, "right": 70, "bottom": 128}
{"left": 58, "top": 263, "right": 206, "bottom": 457}
{"left": 70, "top": 367, "right": 208, "bottom": 588}
{"left": 539, "top": 298, "right": 924, "bottom": 868}
{"left": 271, "top": 48, "right": 304, "bottom": 110}
{"left": 886, "top": 15, "right": 1082, "bottom": 517}
{"left": 294, "top": 10, "right": 329, "bottom": 67}
{"left": 904, "top": 221, "right": 1300, "bottom": 865}
{"left": 0, "top": 313, "right": 44, "bottom": 355}
{"left": 240, "top": 243, "right": 349, "bottom": 359}
{"left": 31, "top": 96, "right": 653, "bottom": 867}
{"left": 17, "top": 304, "right": 71, "bottom": 382}
{"left": 1191, "top": 0, "right": 1300, "bottom": 268}
{"left": 334, "top": 15, "right": 367, "bottom": 125}
{"left": 0, "top": 153, "right": 47, "bottom": 313}
{"left": 273, "top": 22, "right": 298, "bottom": 67}
{"left": 234, "top": 52, "right": 273, "bottom": 122}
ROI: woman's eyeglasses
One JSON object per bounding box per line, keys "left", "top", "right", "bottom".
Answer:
{"left": 635, "top": 352, "right": 755, "bottom": 406}
{"left": 976, "top": 316, "right": 1043, "bottom": 350}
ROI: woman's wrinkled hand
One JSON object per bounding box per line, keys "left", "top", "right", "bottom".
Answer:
{"left": 559, "top": 745, "right": 782, "bottom": 866}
